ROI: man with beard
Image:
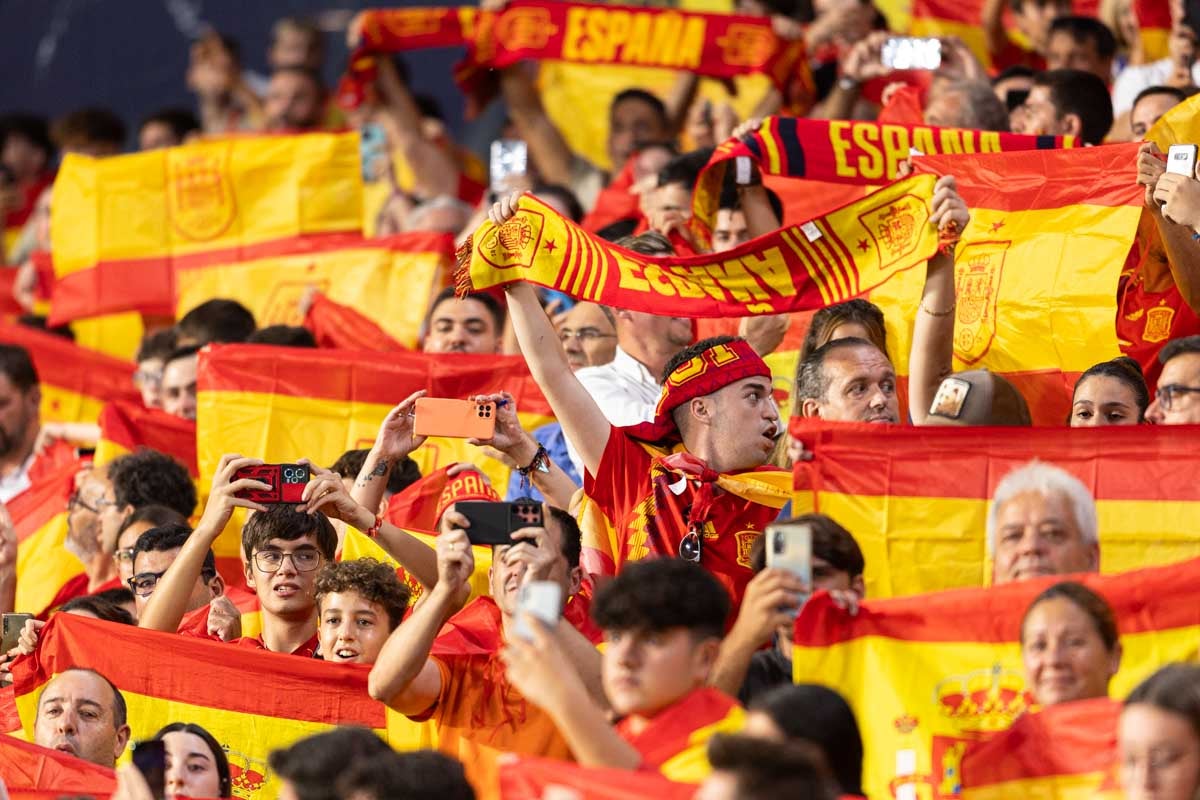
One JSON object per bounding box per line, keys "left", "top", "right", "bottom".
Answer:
{"left": 422, "top": 287, "right": 504, "bottom": 355}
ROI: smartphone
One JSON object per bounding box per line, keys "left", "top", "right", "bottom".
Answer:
{"left": 490, "top": 139, "right": 529, "bottom": 194}
{"left": 459, "top": 500, "right": 543, "bottom": 546}
{"left": 1, "top": 613, "right": 32, "bottom": 653}
{"left": 765, "top": 523, "right": 813, "bottom": 606}
{"left": 131, "top": 739, "right": 166, "bottom": 800}
{"left": 881, "top": 37, "right": 942, "bottom": 71}
{"left": 514, "top": 580, "right": 563, "bottom": 642}
{"left": 413, "top": 398, "right": 497, "bottom": 440}
{"left": 1167, "top": 144, "right": 1199, "bottom": 177}
{"left": 232, "top": 463, "right": 311, "bottom": 505}
{"left": 360, "top": 122, "right": 389, "bottom": 182}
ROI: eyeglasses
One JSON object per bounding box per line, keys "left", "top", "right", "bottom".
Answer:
{"left": 114, "top": 548, "right": 135, "bottom": 564}
{"left": 253, "top": 547, "right": 322, "bottom": 573}
{"left": 68, "top": 492, "right": 114, "bottom": 515}
{"left": 128, "top": 570, "right": 167, "bottom": 597}
{"left": 559, "top": 328, "right": 616, "bottom": 343}
{"left": 1155, "top": 384, "right": 1200, "bottom": 411}
{"left": 132, "top": 369, "right": 161, "bottom": 388}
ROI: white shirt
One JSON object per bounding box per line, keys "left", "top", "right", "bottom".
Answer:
{"left": 566, "top": 346, "right": 662, "bottom": 476}
{"left": 0, "top": 453, "right": 35, "bottom": 504}
{"left": 1112, "top": 58, "right": 1200, "bottom": 114}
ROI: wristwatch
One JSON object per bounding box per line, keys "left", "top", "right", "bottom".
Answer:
{"left": 837, "top": 75, "right": 860, "bottom": 92}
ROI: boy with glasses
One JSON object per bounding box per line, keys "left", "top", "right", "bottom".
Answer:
{"left": 140, "top": 454, "right": 336, "bottom": 656}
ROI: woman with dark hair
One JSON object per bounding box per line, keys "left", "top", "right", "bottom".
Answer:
{"left": 1069, "top": 356, "right": 1149, "bottom": 426}
{"left": 797, "top": 299, "right": 890, "bottom": 363}
{"left": 741, "top": 683, "right": 864, "bottom": 796}
{"left": 153, "top": 722, "right": 232, "bottom": 799}
{"left": 1020, "top": 581, "right": 1122, "bottom": 707}
{"left": 1119, "top": 663, "right": 1200, "bottom": 800}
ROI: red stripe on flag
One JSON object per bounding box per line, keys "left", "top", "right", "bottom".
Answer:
{"left": 99, "top": 400, "right": 198, "bottom": 475}
{"left": 10, "top": 462, "right": 76, "bottom": 544}
{"left": 0, "top": 322, "right": 138, "bottom": 406}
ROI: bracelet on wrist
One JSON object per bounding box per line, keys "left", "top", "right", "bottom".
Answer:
{"left": 365, "top": 513, "right": 384, "bottom": 539}
{"left": 517, "top": 444, "right": 551, "bottom": 489}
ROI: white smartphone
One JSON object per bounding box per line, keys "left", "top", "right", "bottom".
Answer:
{"left": 765, "top": 522, "right": 813, "bottom": 608}
{"left": 489, "top": 139, "right": 529, "bottom": 194}
{"left": 514, "top": 581, "right": 562, "bottom": 642}
{"left": 881, "top": 37, "right": 942, "bottom": 71}
{"left": 1167, "top": 144, "right": 1198, "bottom": 177}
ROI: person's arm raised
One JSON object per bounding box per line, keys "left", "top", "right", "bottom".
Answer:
{"left": 909, "top": 175, "right": 968, "bottom": 425}
{"left": 368, "top": 529, "right": 474, "bottom": 713}
{"left": 710, "top": 568, "right": 804, "bottom": 696}
{"left": 373, "top": 57, "right": 460, "bottom": 200}
{"left": 350, "top": 390, "right": 426, "bottom": 525}
{"left": 491, "top": 193, "right": 614, "bottom": 476}
{"left": 139, "top": 454, "right": 269, "bottom": 633}
{"left": 499, "top": 64, "right": 575, "bottom": 187}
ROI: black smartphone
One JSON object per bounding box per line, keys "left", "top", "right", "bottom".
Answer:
{"left": 132, "top": 739, "right": 166, "bottom": 800}
{"left": 1, "top": 613, "right": 32, "bottom": 653}
{"left": 459, "top": 501, "right": 544, "bottom": 546}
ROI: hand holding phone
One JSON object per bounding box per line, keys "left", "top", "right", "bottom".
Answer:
{"left": 413, "top": 398, "right": 497, "bottom": 440}
{"left": 881, "top": 36, "right": 942, "bottom": 70}
{"left": 1, "top": 613, "right": 32, "bottom": 654}
{"left": 1167, "top": 144, "right": 1199, "bottom": 177}
{"left": 490, "top": 139, "right": 529, "bottom": 194}
{"left": 459, "top": 501, "right": 543, "bottom": 546}
{"left": 232, "top": 463, "right": 311, "bottom": 504}
{"left": 514, "top": 581, "right": 563, "bottom": 641}
{"left": 765, "top": 523, "right": 813, "bottom": 612}
{"left": 131, "top": 739, "right": 166, "bottom": 800}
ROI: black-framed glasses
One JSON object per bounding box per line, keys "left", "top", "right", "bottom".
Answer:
{"left": 253, "top": 547, "right": 322, "bottom": 573}
{"left": 559, "top": 328, "right": 616, "bottom": 343}
{"left": 1156, "top": 384, "right": 1200, "bottom": 411}
{"left": 128, "top": 570, "right": 167, "bottom": 597}
{"left": 68, "top": 492, "right": 114, "bottom": 515}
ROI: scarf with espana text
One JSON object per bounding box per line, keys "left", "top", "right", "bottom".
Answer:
{"left": 690, "top": 116, "right": 1076, "bottom": 243}
{"left": 455, "top": 175, "right": 941, "bottom": 318}
{"left": 339, "top": 2, "right": 813, "bottom": 111}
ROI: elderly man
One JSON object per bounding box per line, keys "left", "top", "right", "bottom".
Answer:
{"left": 1146, "top": 335, "right": 1200, "bottom": 424}
{"left": 987, "top": 461, "right": 1099, "bottom": 585}
{"left": 34, "top": 667, "right": 130, "bottom": 767}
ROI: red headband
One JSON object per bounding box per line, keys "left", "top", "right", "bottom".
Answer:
{"left": 625, "top": 338, "right": 772, "bottom": 444}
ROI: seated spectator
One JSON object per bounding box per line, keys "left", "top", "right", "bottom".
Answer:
{"left": 33, "top": 667, "right": 130, "bottom": 768}
{"left": 1119, "top": 663, "right": 1200, "bottom": 799}
{"left": 315, "top": 558, "right": 410, "bottom": 664}
{"left": 422, "top": 287, "right": 504, "bottom": 355}
{"left": 152, "top": 722, "right": 232, "bottom": 799}
{"left": 711, "top": 514, "right": 866, "bottom": 704}
{"left": 335, "top": 750, "right": 476, "bottom": 800}
{"left": 1129, "top": 85, "right": 1187, "bottom": 140}
{"left": 137, "top": 108, "right": 200, "bottom": 150}
{"left": 1069, "top": 357, "right": 1149, "bottom": 426}
{"left": 922, "top": 80, "right": 1012, "bottom": 131}
{"left": 1146, "top": 335, "right": 1200, "bottom": 423}
{"left": 176, "top": 299, "right": 257, "bottom": 347}
{"left": 696, "top": 733, "right": 838, "bottom": 800}
{"left": 52, "top": 108, "right": 125, "bottom": 157}
{"left": 1010, "top": 69, "right": 1114, "bottom": 145}
{"left": 101, "top": 449, "right": 197, "bottom": 561}
{"left": 133, "top": 328, "right": 177, "bottom": 409}
{"left": 128, "top": 523, "right": 225, "bottom": 620}
{"left": 140, "top": 456, "right": 337, "bottom": 656}
{"left": 502, "top": 558, "right": 743, "bottom": 780}
{"left": 988, "top": 460, "right": 1099, "bottom": 584}
{"left": 246, "top": 324, "right": 317, "bottom": 348}
{"left": 1045, "top": 17, "right": 1117, "bottom": 81}
{"left": 742, "top": 684, "right": 864, "bottom": 797}
{"left": 114, "top": 505, "right": 190, "bottom": 586}
{"left": 160, "top": 346, "right": 201, "bottom": 421}
{"left": 1021, "top": 581, "right": 1121, "bottom": 706}
{"left": 797, "top": 337, "right": 901, "bottom": 424}
{"left": 269, "top": 726, "right": 393, "bottom": 800}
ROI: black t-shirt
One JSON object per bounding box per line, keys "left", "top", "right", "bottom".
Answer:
{"left": 737, "top": 647, "right": 792, "bottom": 707}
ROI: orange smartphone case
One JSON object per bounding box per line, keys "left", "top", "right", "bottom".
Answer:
{"left": 413, "top": 398, "right": 497, "bottom": 439}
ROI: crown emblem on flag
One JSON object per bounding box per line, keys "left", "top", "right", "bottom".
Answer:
{"left": 856, "top": 193, "right": 929, "bottom": 266}
{"left": 167, "top": 143, "right": 237, "bottom": 242}
{"left": 225, "top": 747, "right": 269, "bottom": 798}
{"left": 933, "top": 664, "right": 1031, "bottom": 731}
{"left": 716, "top": 24, "right": 777, "bottom": 67}
{"left": 951, "top": 241, "right": 1008, "bottom": 364}
{"left": 481, "top": 210, "right": 545, "bottom": 270}
{"left": 495, "top": 7, "right": 556, "bottom": 50}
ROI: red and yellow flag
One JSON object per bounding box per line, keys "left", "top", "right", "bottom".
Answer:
{"left": 195, "top": 344, "right": 554, "bottom": 563}
{"left": 10, "top": 460, "right": 83, "bottom": 617}
{"left": 303, "top": 291, "right": 407, "bottom": 352}
{"left": 10, "top": 614, "right": 405, "bottom": 798}
{"left": 500, "top": 756, "right": 698, "bottom": 800}
{"left": 959, "top": 697, "right": 1121, "bottom": 799}
{"left": 0, "top": 321, "right": 139, "bottom": 425}
{"left": 460, "top": 177, "right": 941, "bottom": 317}
{"left": 792, "top": 557, "right": 1200, "bottom": 800}
{"left": 0, "top": 734, "right": 117, "bottom": 797}
{"left": 94, "top": 400, "right": 198, "bottom": 475}
{"left": 882, "top": 144, "right": 1142, "bottom": 424}
{"left": 47, "top": 133, "right": 362, "bottom": 324}
{"left": 175, "top": 231, "right": 453, "bottom": 351}
{"left": 791, "top": 420, "right": 1200, "bottom": 598}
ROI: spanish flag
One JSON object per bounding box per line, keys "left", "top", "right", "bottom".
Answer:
{"left": 792, "top": 557, "right": 1200, "bottom": 800}
{"left": 48, "top": 132, "right": 362, "bottom": 324}
{"left": 0, "top": 734, "right": 116, "bottom": 797}
{"left": 0, "top": 321, "right": 139, "bottom": 425}
{"left": 499, "top": 756, "right": 697, "bottom": 800}
{"left": 176, "top": 231, "right": 453, "bottom": 352}
{"left": 959, "top": 697, "right": 1121, "bottom": 799}
{"left": 791, "top": 419, "right": 1200, "bottom": 598}
{"left": 889, "top": 144, "right": 1142, "bottom": 424}
{"left": 195, "top": 344, "right": 554, "bottom": 563}
{"left": 10, "top": 614, "right": 417, "bottom": 798}
{"left": 303, "top": 291, "right": 406, "bottom": 352}
{"left": 94, "top": 400, "right": 198, "bottom": 476}
{"left": 11, "top": 460, "right": 84, "bottom": 617}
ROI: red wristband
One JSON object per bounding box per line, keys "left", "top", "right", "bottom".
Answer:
{"left": 365, "top": 514, "right": 384, "bottom": 539}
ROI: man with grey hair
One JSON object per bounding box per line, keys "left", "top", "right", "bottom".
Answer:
{"left": 34, "top": 667, "right": 130, "bottom": 767}
{"left": 988, "top": 460, "right": 1099, "bottom": 585}
{"left": 924, "top": 80, "right": 1013, "bottom": 132}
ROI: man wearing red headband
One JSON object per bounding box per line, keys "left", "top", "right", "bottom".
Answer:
{"left": 497, "top": 221, "right": 790, "bottom": 606}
